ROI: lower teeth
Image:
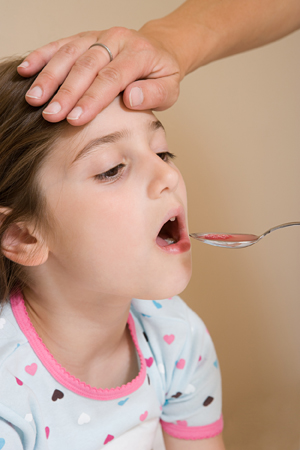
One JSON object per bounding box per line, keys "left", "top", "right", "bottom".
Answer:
{"left": 164, "top": 238, "right": 176, "bottom": 245}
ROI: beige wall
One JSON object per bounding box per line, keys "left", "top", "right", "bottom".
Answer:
{"left": 1, "top": 1, "right": 299, "bottom": 448}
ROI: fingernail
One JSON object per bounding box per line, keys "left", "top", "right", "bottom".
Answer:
{"left": 129, "top": 87, "right": 144, "bottom": 107}
{"left": 18, "top": 61, "right": 29, "bottom": 69}
{"left": 43, "top": 101, "right": 62, "bottom": 115}
{"left": 26, "top": 86, "right": 43, "bottom": 99}
{"left": 67, "top": 106, "right": 83, "bottom": 120}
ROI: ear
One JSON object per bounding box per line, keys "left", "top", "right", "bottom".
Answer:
{"left": 0, "top": 208, "right": 49, "bottom": 266}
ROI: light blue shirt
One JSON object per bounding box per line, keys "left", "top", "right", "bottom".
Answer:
{"left": 0, "top": 293, "right": 223, "bottom": 449}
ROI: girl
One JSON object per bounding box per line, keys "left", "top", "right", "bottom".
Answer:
{"left": 0, "top": 57, "right": 225, "bottom": 450}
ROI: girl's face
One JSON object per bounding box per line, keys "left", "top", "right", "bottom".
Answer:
{"left": 37, "top": 97, "right": 192, "bottom": 300}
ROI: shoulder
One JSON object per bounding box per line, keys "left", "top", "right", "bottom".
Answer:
{"left": 0, "top": 300, "right": 33, "bottom": 407}
{"left": 0, "top": 301, "right": 35, "bottom": 436}
{"left": 131, "top": 295, "right": 207, "bottom": 343}
{"left": 130, "top": 297, "right": 223, "bottom": 438}
{"left": 0, "top": 300, "right": 27, "bottom": 364}
{"left": 130, "top": 296, "right": 214, "bottom": 379}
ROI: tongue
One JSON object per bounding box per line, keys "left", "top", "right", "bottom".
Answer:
{"left": 156, "top": 236, "right": 172, "bottom": 247}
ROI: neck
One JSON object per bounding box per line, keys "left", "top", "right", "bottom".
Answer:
{"left": 22, "top": 281, "right": 133, "bottom": 388}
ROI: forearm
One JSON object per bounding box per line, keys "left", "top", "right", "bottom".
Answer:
{"left": 140, "top": 0, "right": 300, "bottom": 78}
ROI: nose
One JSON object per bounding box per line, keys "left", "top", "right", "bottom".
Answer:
{"left": 146, "top": 153, "right": 180, "bottom": 199}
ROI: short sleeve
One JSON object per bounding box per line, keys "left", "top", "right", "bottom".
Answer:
{"left": 159, "top": 301, "right": 223, "bottom": 440}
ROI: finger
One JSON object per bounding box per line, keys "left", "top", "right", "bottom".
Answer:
{"left": 65, "top": 55, "right": 180, "bottom": 125}
{"left": 25, "top": 33, "right": 103, "bottom": 108}
{"left": 64, "top": 51, "right": 148, "bottom": 125}
{"left": 41, "top": 41, "right": 119, "bottom": 122}
{"left": 17, "top": 33, "right": 83, "bottom": 77}
{"left": 122, "top": 76, "right": 180, "bottom": 111}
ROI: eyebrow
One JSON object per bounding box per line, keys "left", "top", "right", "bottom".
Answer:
{"left": 71, "top": 119, "right": 165, "bottom": 165}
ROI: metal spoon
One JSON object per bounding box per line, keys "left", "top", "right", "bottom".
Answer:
{"left": 189, "top": 222, "right": 300, "bottom": 248}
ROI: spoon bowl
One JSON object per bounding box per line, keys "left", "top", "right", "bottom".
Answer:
{"left": 189, "top": 222, "right": 300, "bottom": 249}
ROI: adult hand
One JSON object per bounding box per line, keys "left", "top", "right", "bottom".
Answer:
{"left": 18, "top": 0, "right": 300, "bottom": 126}
{"left": 18, "top": 27, "right": 181, "bottom": 125}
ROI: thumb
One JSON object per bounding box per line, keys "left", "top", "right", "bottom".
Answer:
{"left": 123, "top": 76, "right": 180, "bottom": 111}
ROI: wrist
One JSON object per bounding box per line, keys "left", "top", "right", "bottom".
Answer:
{"left": 138, "top": 18, "right": 189, "bottom": 80}
{"left": 139, "top": 11, "right": 219, "bottom": 79}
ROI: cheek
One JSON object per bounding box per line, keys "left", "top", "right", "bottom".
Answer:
{"left": 43, "top": 173, "right": 190, "bottom": 297}
{"left": 48, "top": 185, "right": 144, "bottom": 260}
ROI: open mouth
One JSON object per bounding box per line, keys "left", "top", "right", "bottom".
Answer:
{"left": 156, "top": 216, "right": 180, "bottom": 247}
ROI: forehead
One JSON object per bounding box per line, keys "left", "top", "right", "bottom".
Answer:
{"left": 50, "top": 97, "right": 160, "bottom": 165}
{"left": 67, "top": 97, "right": 156, "bottom": 145}
{"left": 40, "top": 97, "right": 164, "bottom": 176}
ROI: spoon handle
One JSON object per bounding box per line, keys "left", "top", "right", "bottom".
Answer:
{"left": 261, "top": 221, "right": 300, "bottom": 238}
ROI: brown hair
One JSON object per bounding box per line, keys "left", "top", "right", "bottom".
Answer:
{"left": 0, "top": 57, "right": 67, "bottom": 303}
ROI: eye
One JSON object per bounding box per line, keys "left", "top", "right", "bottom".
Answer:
{"left": 95, "top": 163, "right": 125, "bottom": 181}
{"left": 157, "top": 151, "right": 176, "bottom": 162}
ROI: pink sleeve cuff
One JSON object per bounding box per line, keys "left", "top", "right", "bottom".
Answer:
{"left": 160, "top": 415, "right": 223, "bottom": 440}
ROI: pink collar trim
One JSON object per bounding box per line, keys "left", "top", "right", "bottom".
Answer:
{"left": 10, "top": 291, "right": 146, "bottom": 400}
